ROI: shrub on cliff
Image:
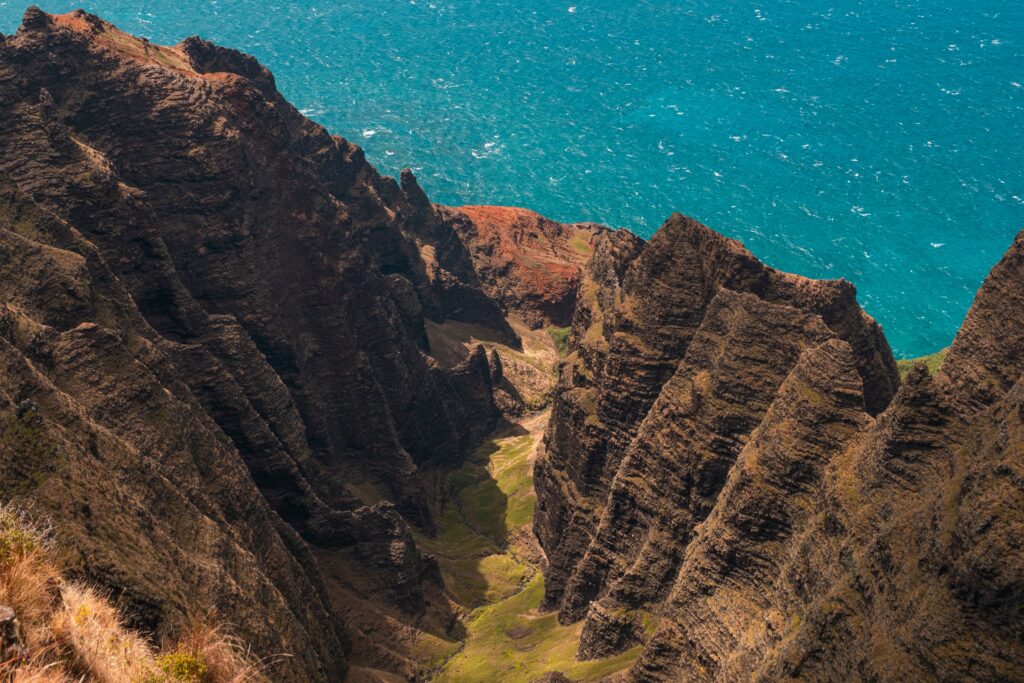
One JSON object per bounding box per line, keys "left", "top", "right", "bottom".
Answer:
{"left": 0, "top": 504, "right": 49, "bottom": 568}
{"left": 548, "top": 327, "right": 571, "bottom": 356}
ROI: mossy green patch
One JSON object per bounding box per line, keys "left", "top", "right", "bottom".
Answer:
{"left": 409, "top": 630, "right": 463, "bottom": 672}
{"left": 896, "top": 348, "right": 948, "bottom": 379}
{"left": 0, "top": 521, "right": 40, "bottom": 567}
{"left": 154, "top": 651, "right": 208, "bottom": 682}
{"left": 568, "top": 232, "right": 594, "bottom": 256}
{"left": 459, "top": 475, "right": 509, "bottom": 541}
{"left": 448, "top": 433, "right": 538, "bottom": 545}
{"left": 462, "top": 435, "right": 536, "bottom": 538}
{"left": 418, "top": 429, "right": 538, "bottom": 608}
{"left": 446, "top": 554, "right": 532, "bottom": 606}
{"left": 548, "top": 327, "right": 571, "bottom": 357}
{"left": 638, "top": 609, "right": 660, "bottom": 637}
{"left": 430, "top": 416, "right": 642, "bottom": 681}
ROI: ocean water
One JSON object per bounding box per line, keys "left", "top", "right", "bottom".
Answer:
{"left": 2, "top": 2, "right": 1022, "bottom": 357}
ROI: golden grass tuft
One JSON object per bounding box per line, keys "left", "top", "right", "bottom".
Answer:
{"left": 54, "top": 582, "right": 163, "bottom": 682}
{"left": 168, "top": 621, "right": 272, "bottom": 683}
{"left": 11, "top": 663, "right": 70, "bottom": 682}
{"left": 0, "top": 554, "right": 59, "bottom": 653}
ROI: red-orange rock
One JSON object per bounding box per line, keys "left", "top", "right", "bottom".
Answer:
{"left": 441, "top": 205, "right": 609, "bottom": 328}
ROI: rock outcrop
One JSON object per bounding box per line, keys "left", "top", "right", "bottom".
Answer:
{"left": 0, "top": 8, "right": 508, "bottom": 680}
{"left": 440, "top": 205, "right": 608, "bottom": 328}
{"left": 0, "top": 175, "right": 349, "bottom": 681}
{"left": 534, "top": 214, "right": 899, "bottom": 621}
{"left": 534, "top": 214, "right": 1024, "bottom": 680}
{"left": 625, "top": 230, "right": 1024, "bottom": 681}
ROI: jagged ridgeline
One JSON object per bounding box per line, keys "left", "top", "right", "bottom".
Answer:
{"left": 0, "top": 7, "right": 1021, "bottom": 683}
{"left": 535, "top": 214, "right": 1024, "bottom": 681}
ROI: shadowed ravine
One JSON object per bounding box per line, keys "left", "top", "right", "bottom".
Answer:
{"left": 410, "top": 319, "right": 642, "bottom": 682}
{"left": 425, "top": 412, "right": 642, "bottom": 682}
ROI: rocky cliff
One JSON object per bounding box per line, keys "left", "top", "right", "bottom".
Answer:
{"left": 534, "top": 217, "right": 1024, "bottom": 680}
{"left": 0, "top": 8, "right": 512, "bottom": 681}
{"left": 1, "top": 8, "right": 1022, "bottom": 683}
{"left": 534, "top": 213, "right": 899, "bottom": 619}
{"left": 624, "top": 230, "right": 1024, "bottom": 681}
{"left": 438, "top": 205, "right": 607, "bottom": 329}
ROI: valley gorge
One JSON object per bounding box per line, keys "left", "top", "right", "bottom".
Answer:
{"left": 0, "top": 8, "right": 1021, "bottom": 683}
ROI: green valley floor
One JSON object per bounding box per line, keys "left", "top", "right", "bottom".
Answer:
{"left": 416, "top": 411, "right": 641, "bottom": 682}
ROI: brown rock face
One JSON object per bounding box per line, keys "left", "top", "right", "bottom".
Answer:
{"left": 0, "top": 8, "right": 508, "bottom": 680}
{"left": 627, "top": 230, "right": 1024, "bottom": 681}
{"left": 535, "top": 212, "right": 1024, "bottom": 680}
{"left": 556, "top": 289, "right": 838, "bottom": 626}
{"left": 534, "top": 213, "right": 899, "bottom": 621}
{"left": 0, "top": 177, "right": 348, "bottom": 681}
{"left": 441, "top": 205, "right": 609, "bottom": 328}
{"left": 941, "top": 230, "right": 1024, "bottom": 410}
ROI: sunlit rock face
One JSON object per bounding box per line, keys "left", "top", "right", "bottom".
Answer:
{"left": 535, "top": 214, "right": 1024, "bottom": 681}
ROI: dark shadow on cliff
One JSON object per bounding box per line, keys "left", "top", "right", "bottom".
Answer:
{"left": 414, "top": 418, "right": 535, "bottom": 624}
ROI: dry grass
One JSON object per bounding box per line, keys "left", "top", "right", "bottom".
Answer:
{"left": 169, "top": 621, "right": 272, "bottom": 683}
{"left": 11, "top": 663, "right": 70, "bottom": 682}
{"left": 55, "top": 582, "right": 163, "bottom": 682}
{"left": 0, "top": 502, "right": 271, "bottom": 683}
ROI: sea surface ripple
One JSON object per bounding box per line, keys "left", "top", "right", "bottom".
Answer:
{"left": 3, "top": 1, "right": 1022, "bottom": 357}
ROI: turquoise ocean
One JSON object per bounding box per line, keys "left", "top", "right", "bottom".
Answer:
{"left": 2, "top": 1, "right": 1022, "bottom": 357}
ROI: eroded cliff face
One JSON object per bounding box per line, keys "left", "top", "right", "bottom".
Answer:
{"left": 627, "top": 232, "right": 1024, "bottom": 681}
{"left": 534, "top": 213, "right": 899, "bottom": 620}
{"left": 1, "top": 8, "right": 1022, "bottom": 683}
{"left": 0, "top": 173, "right": 349, "bottom": 681}
{"left": 0, "top": 8, "right": 511, "bottom": 681}
{"left": 534, "top": 216, "right": 1024, "bottom": 680}
{"left": 438, "top": 205, "right": 608, "bottom": 329}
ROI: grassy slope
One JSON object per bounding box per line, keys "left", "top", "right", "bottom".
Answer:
{"left": 424, "top": 416, "right": 639, "bottom": 682}
{"left": 436, "top": 575, "right": 641, "bottom": 683}
{"left": 414, "top": 431, "right": 536, "bottom": 610}
{"left": 548, "top": 327, "right": 571, "bottom": 357}
{"left": 896, "top": 348, "right": 948, "bottom": 379}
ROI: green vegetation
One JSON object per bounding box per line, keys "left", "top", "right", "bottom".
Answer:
{"left": 409, "top": 630, "right": 464, "bottom": 674}
{"left": 548, "top": 326, "right": 571, "bottom": 357}
{"left": 0, "top": 520, "right": 41, "bottom": 567}
{"left": 417, "top": 432, "right": 537, "bottom": 608}
{"left": 460, "top": 435, "right": 536, "bottom": 535}
{"left": 156, "top": 651, "right": 209, "bottom": 682}
{"left": 0, "top": 503, "right": 47, "bottom": 567}
{"left": 436, "top": 575, "right": 640, "bottom": 682}
{"left": 568, "top": 232, "right": 595, "bottom": 256}
{"left": 896, "top": 347, "right": 948, "bottom": 379}
{"left": 426, "top": 418, "right": 641, "bottom": 681}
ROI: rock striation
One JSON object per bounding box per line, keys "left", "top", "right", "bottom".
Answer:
{"left": 1, "top": 7, "right": 1022, "bottom": 683}
{"left": 534, "top": 215, "right": 1024, "bottom": 680}
{"left": 625, "top": 231, "right": 1024, "bottom": 681}
{"left": 0, "top": 8, "right": 509, "bottom": 680}
{"left": 534, "top": 213, "right": 899, "bottom": 620}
